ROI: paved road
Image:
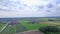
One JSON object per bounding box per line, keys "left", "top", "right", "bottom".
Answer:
{"left": 16, "top": 30, "right": 44, "bottom": 34}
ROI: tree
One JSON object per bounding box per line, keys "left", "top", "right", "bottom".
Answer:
{"left": 39, "top": 26, "right": 60, "bottom": 34}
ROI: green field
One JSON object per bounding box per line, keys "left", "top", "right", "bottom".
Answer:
{"left": 0, "top": 17, "right": 60, "bottom": 34}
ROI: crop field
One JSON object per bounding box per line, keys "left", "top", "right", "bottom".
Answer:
{"left": 0, "top": 17, "right": 60, "bottom": 34}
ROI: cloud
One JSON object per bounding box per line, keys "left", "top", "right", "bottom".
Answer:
{"left": 0, "top": 0, "right": 60, "bottom": 18}
{"left": 46, "top": 3, "right": 54, "bottom": 8}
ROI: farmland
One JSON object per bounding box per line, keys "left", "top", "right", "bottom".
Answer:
{"left": 0, "top": 17, "right": 60, "bottom": 34}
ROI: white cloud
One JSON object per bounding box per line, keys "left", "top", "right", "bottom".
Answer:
{"left": 0, "top": 0, "right": 60, "bottom": 18}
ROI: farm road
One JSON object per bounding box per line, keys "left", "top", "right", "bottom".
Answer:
{"left": 15, "top": 30, "right": 44, "bottom": 34}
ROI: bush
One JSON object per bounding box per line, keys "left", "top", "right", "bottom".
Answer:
{"left": 48, "top": 19, "right": 55, "bottom": 21}
{"left": 39, "top": 26, "right": 60, "bottom": 33}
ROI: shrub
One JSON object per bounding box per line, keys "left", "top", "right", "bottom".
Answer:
{"left": 48, "top": 19, "right": 55, "bottom": 21}
{"left": 39, "top": 26, "right": 60, "bottom": 33}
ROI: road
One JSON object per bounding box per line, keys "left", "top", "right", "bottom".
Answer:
{"left": 15, "top": 30, "right": 44, "bottom": 34}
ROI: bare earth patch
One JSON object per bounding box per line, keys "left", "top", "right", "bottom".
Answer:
{"left": 16, "top": 30, "right": 44, "bottom": 34}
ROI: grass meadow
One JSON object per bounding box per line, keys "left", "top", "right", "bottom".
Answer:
{"left": 0, "top": 17, "right": 60, "bottom": 34}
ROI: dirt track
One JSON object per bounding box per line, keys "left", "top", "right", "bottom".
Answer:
{"left": 16, "top": 30, "right": 44, "bottom": 34}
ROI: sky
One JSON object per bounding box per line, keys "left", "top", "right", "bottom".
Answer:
{"left": 0, "top": 0, "right": 60, "bottom": 18}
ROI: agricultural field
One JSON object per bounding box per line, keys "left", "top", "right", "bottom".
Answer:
{"left": 0, "top": 17, "right": 60, "bottom": 34}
